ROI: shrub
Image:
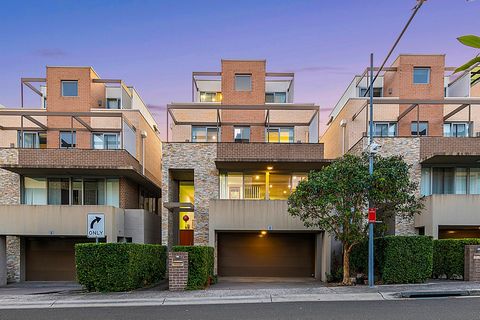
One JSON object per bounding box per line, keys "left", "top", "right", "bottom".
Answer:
{"left": 172, "top": 246, "right": 215, "bottom": 290}
{"left": 75, "top": 243, "right": 167, "bottom": 292}
{"left": 433, "top": 238, "right": 480, "bottom": 279}
{"left": 351, "top": 236, "right": 432, "bottom": 284}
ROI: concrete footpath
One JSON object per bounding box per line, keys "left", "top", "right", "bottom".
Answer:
{"left": 0, "top": 280, "right": 479, "bottom": 309}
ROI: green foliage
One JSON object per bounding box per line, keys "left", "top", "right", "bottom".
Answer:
{"left": 173, "top": 246, "right": 215, "bottom": 290}
{"left": 288, "top": 153, "right": 423, "bottom": 284}
{"left": 454, "top": 34, "right": 480, "bottom": 73}
{"left": 351, "top": 236, "right": 433, "bottom": 284}
{"left": 75, "top": 243, "right": 167, "bottom": 292}
{"left": 433, "top": 239, "right": 480, "bottom": 279}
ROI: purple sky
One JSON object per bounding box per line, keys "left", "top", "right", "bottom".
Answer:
{"left": 1, "top": 0, "right": 478, "bottom": 139}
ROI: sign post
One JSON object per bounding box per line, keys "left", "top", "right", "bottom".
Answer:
{"left": 87, "top": 213, "right": 105, "bottom": 243}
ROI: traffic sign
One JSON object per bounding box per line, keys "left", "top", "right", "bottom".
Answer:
{"left": 368, "top": 208, "right": 376, "bottom": 223}
{"left": 87, "top": 213, "right": 105, "bottom": 239}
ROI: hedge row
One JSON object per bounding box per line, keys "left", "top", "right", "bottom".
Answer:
{"left": 351, "top": 236, "right": 433, "bottom": 284}
{"left": 173, "top": 246, "right": 215, "bottom": 290}
{"left": 433, "top": 239, "right": 480, "bottom": 279}
{"left": 75, "top": 243, "right": 167, "bottom": 292}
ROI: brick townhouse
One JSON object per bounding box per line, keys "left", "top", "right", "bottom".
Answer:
{"left": 0, "top": 66, "right": 162, "bottom": 284}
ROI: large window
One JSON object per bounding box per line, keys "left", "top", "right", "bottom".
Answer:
{"left": 373, "top": 122, "right": 396, "bottom": 137}
{"left": 413, "top": 67, "right": 430, "bottom": 84}
{"left": 93, "top": 133, "right": 120, "bottom": 149}
{"left": 267, "top": 127, "right": 294, "bottom": 143}
{"left": 18, "top": 131, "right": 46, "bottom": 148}
{"left": 359, "top": 87, "right": 383, "bottom": 97}
{"left": 235, "top": 74, "right": 252, "bottom": 91}
{"left": 192, "top": 126, "right": 219, "bottom": 142}
{"left": 265, "top": 92, "right": 287, "bottom": 103}
{"left": 199, "top": 92, "right": 222, "bottom": 102}
{"left": 60, "top": 131, "right": 76, "bottom": 148}
{"left": 234, "top": 127, "right": 250, "bottom": 143}
{"left": 421, "top": 167, "right": 480, "bottom": 196}
{"left": 220, "top": 172, "right": 307, "bottom": 200}
{"left": 61, "top": 80, "right": 78, "bottom": 97}
{"left": 21, "top": 177, "right": 120, "bottom": 206}
{"left": 444, "top": 122, "right": 469, "bottom": 137}
{"left": 411, "top": 122, "right": 428, "bottom": 136}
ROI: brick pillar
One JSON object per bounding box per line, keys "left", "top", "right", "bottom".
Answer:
{"left": 168, "top": 252, "right": 188, "bottom": 291}
{"left": 0, "top": 236, "right": 6, "bottom": 286}
{"left": 464, "top": 245, "right": 480, "bottom": 281}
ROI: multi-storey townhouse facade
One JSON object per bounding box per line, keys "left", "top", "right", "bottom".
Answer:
{"left": 321, "top": 55, "right": 480, "bottom": 239}
{"left": 0, "top": 67, "right": 162, "bottom": 283}
{"left": 162, "top": 60, "right": 332, "bottom": 280}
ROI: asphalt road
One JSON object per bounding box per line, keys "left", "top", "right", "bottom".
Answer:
{"left": 1, "top": 298, "right": 480, "bottom": 320}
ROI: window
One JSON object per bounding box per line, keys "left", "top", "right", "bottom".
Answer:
{"left": 60, "top": 131, "right": 76, "bottom": 148}
{"left": 235, "top": 74, "right": 252, "bottom": 91}
{"left": 93, "top": 133, "right": 120, "bottom": 149}
{"left": 84, "top": 179, "right": 105, "bottom": 205}
{"left": 422, "top": 167, "right": 480, "bottom": 195}
{"left": 470, "top": 168, "right": 480, "bottom": 195}
{"left": 265, "top": 92, "right": 287, "bottom": 103}
{"left": 23, "top": 177, "right": 47, "bottom": 205}
{"left": 61, "top": 80, "right": 78, "bottom": 96}
{"left": 432, "top": 168, "right": 454, "bottom": 195}
{"left": 411, "top": 122, "right": 428, "bottom": 136}
{"left": 192, "top": 126, "right": 218, "bottom": 142}
{"left": 413, "top": 67, "right": 430, "bottom": 84}
{"left": 18, "top": 131, "right": 46, "bottom": 148}
{"left": 267, "top": 127, "right": 294, "bottom": 143}
{"left": 106, "top": 98, "right": 120, "bottom": 109}
{"left": 243, "top": 173, "right": 266, "bottom": 199}
{"left": 199, "top": 92, "right": 222, "bottom": 102}
{"left": 373, "top": 122, "right": 397, "bottom": 137}
{"left": 234, "top": 127, "right": 250, "bottom": 143}
{"left": 444, "top": 123, "right": 469, "bottom": 137}
{"left": 359, "top": 87, "right": 383, "bottom": 97}
{"left": 48, "top": 178, "right": 70, "bottom": 205}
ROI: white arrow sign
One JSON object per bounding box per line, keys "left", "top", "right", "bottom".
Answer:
{"left": 87, "top": 213, "right": 105, "bottom": 239}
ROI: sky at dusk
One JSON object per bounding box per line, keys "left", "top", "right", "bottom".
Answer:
{"left": 1, "top": 0, "right": 479, "bottom": 139}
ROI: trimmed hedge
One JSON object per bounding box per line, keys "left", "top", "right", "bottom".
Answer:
{"left": 172, "top": 246, "right": 215, "bottom": 290}
{"left": 433, "top": 239, "right": 480, "bottom": 279}
{"left": 75, "top": 243, "right": 167, "bottom": 292}
{"left": 351, "top": 236, "right": 433, "bottom": 284}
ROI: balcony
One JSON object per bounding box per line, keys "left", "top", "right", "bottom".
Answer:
{"left": 420, "top": 137, "right": 480, "bottom": 164}
{"left": 416, "top": 194, "right": 480, "bottom": 238}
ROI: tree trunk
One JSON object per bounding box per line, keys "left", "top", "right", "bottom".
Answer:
{"left": 342, "top": 244, "right": 352, "bottom": 285}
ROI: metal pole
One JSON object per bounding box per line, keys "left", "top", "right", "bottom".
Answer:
{"left": 368, "top": 53, "right": 375, "bottom": 288}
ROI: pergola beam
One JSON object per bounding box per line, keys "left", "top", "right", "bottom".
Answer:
{"left": 73, "top": 116, "right": 93, "bottom": 131}
{"left": 397, "top": 104, "right": 418, "bottom": 122}
{"left": 23, "top": 115, "right": 47, "bottom": 130}
{"left": 443, "top": 104, "right": 469, "bottom": 121}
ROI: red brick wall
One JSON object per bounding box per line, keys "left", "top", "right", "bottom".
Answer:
{"left": 120, "top": 177, "right": 139, "bottom": 209}
{"left": 221, "top": 60, "right": 266, "bottom": 105}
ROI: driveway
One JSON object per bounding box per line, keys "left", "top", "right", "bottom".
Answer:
{"left": 0, "top": 282, "right": 82, "bottom": 296}
{"left": 212, "top": 277, "right": 324, "bottom": 290}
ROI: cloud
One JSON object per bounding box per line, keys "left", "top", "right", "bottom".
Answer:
{"left": 34, "top": 48, "right": 68, "bottom": 57}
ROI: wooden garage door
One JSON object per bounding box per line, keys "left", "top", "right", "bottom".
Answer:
{"left": 26, "top": 237, "right": 91, "bottom": 281}
{"left": 218, "top": 232, "right": 316, "bottom": 277}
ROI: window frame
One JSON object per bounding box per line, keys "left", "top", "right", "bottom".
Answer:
{"left": 443, "top": 122, "right": 470, "bottom": 138}
{"left": 199, "top": 91, "right": 222, "bottom": 102}
{"left": 59, "top": 131, "right": 76, "bottom": 148}
{"left": 191, "top": 126, "right": 220, "bottom": 142}
{"left": 92, "top": 132, "right": 120, "bottom": 150}
{"left": 234, "top": 74, "right": 252, "bottom": 91}
{"left": 61, "top": 80, "right": 79, "bottom": 97}
{"left": 411, "top": 121, "right": 429, "bottom": 136}
{"left": 106, "top": 98, "right": 121, "bottom": 109}
{"left": 233, "top": 126, "right": 251, "bottom": 143}
{"left": 359, "top": 87, "right": 383, "bottom": 97}
{"left": 266, "top": 127, "right": 294, "bottom": 143}
{"left": 265, "top": 92, "right": 287, "bottom": 103}
{"left": 413, "top": 67, "right": 431, "bottom": 84}
{"left": 373, "top": 122, "right": 397, "bottom": 137}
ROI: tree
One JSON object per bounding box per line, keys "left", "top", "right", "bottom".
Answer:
{"left": 287, "top": 154, "right": 423, "bottom": 285}
{"left": 454, "top": 35, "right": 480, "bottom": 73}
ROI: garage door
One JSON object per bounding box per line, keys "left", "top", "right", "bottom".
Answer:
{"left": 218, "top": 232, "right": 316, "bottom": 277}
{"left": 26, "top": 237, "right": 92, "bottom": 281}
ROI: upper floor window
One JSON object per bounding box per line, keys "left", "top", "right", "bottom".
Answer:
{"left": 235, "top": 74, "right": 252, "bottom": 91}
{"left": 267, "top": 127, "right": 294, "bottom": 143}
{"left": 93, "top": 133, "right": 120, "bottom": 149}
{"left": 421, "top": 167, "right": 480, "bottom": 196}
{"left": 60, "top": 131, "right": 76, "bottom": 148}
{"left": 411, "top": 122, "right": 428, "bottom": 136}
{"left": 61, "top": 80, "right": 78, "bottom": 97}
{"left": 234, "top": 127, "right": 250, "bottom": 143}
{"left": 107, "top": 98, "right": 120, "bottom": 109}
{"left": 359, "top": 87, "right": 383, "bottom": 97}
{"left": 200, "top": 92, "right": 222, "bottom": 102}
{"left": 17, "top": 131, "right": 47, "bottom": 148}
{"left": 265, "top": 92, "right": 287, "bottom": 103}
{"left": 444, "top": 122, "right": 469, "bottom": 137}
{"left": 413, "top": 67, "right": 430, "bottom": 84}
{"left": 373, "top": 122, "right": 396, "bottom": 137}
{"left": 192, "top": 126, "right": 218, "bottom": 142}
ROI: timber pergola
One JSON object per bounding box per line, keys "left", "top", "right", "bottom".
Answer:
{"left": 166, "top": 103, "right": 319, "bottom": 142}
{"left": 0, "top": 109, "right": 135, "bottom": 148}
{"left": 350, "top": 98, "right": 480, "bottom": 137}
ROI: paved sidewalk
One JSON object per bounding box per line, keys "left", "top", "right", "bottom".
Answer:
{"left": 0, "top": 280, "right": 479, "bottom": 309}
